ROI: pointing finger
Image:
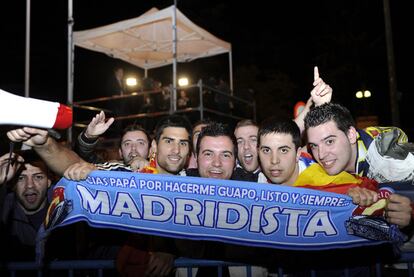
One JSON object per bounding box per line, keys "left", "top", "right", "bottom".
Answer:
{"left": 314, "top": 66, "right": 319, "bottom": 82}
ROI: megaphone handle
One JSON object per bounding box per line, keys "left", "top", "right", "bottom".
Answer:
{"left": 3, "top": 141, "right": 15, "bottom": 185}
{"left": 48, "top": 129, "right": 61, "bottom": 140}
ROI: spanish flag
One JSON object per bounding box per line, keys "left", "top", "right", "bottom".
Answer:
{"left": 293, "top": 163, "right": 390, "bottom": 216}
{"left": 293, "top": 163, "right": 378, "bottom": 194}
{"left": 139, "top": 154, "right": 158, "bottom": 174}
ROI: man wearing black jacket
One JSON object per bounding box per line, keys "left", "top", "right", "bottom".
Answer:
{"left": 0, "top": 151, "right": 53, "bottom": 261}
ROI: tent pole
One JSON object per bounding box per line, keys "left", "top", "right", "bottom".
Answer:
{"left": 67, "top": 0, "right": 74, "bottom": 143}
{"left": 25, "top": 0, "right": 31, "bottom": 98}
{"left": 383, "top": 0, "right": 400, "bottom": 126}
{"left": 172, "top": 1, "right": 178, "bottom": 113}
{"left": 229, "top": 50, "right": 233, "bottom": 95}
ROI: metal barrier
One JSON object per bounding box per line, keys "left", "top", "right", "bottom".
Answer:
{"left": 175, "top": 258, "right": 252, "bottom": 277}
{"left": 4, "top": 183, "right": 414, "bottom": 276}
{"left": 4, "top": 253, "right": 414, "bottom": 277}
{"left": 4, "top": 260, "right": 116, "bottom": 277}
{"left": 394, "top": 251, "right": 414, "bottom": 277}
{"left": 4, "top": 259, "right": 249, "bottom": 277}
{"left": 72, "top": 80, "right": 256, "bottom": 139}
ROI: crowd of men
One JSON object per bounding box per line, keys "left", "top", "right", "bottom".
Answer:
{"left": 1, "top": 68, "right": 414, "bottom": 276}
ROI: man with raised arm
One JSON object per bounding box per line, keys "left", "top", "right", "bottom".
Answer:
{"left": 304, "top": 103, "right": 413, "bottom": 227}
{"left": 0, "top": 151, "right": 55, "bottom": 261}
{"left": 75, "top": 111, "right": 151, "bottom": 166}
{"left": 232, "top": 66, "right": 332, "bottom": 183}
{"left": 7, "top": 127, "right": 81, "bottom": 176}
{"left": 257, "top": 116, "right": 412, "bottom": 275}
{"left": 7, "top": 115, "right": 193, "bottom": 277}
{"left": 257, "top": 117, "right": 381, "bottom": 206}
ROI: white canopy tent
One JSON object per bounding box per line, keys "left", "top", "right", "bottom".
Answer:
{"left": 70, "top": 5, "right": 233, "bottom": 111}
{"left": 73, "top": 6, "right": 232, "bottom": 71}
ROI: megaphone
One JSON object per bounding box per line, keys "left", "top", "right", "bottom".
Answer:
{"left": 0, "top": 88, "right": 72, "bottom": 129}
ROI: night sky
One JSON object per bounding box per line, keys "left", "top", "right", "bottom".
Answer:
{"left": 0, "top": 1, "right": 412, "bottom": 142}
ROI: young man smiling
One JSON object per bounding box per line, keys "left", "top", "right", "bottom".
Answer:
{"left": 196, "top": 122, "right": 237, "bottom": 180}
{"left": 150, "top": 115, "right": 192, "bottom": 175}
{"left": 256, "top": 116, "right": 412, "bottom": 223}
{"left": 304, "top": 102, "right": 414, "bottom": 184}
{"left": 304, "top": 102, "right": 413, "bottom": 231}
{"left": 256, "top": 116, "right": 413, "bottom": 275}
{"left": 178, "top": 122, "right": 268, "bottom": 277}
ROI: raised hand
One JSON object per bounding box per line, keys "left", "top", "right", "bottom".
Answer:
{"left": 0, "top": 153, "right": 24, "bottom": 185}
{"left": 84, "top": 111, "right": 114, "bottom": 139}
{"left": 311, "top": 66, "right": 332, "bottom": 106}
{"left": 7, "top": 127, "right": 49, "bottom": 147}
{"left": 8, "top": 127, "right": 82, "bottom": 177}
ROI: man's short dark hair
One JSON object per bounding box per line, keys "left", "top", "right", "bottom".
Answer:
{"left": 304, "top": 103, "right": 355, "bottom": 134}
{"left": 154, "top": 114, "right": 192, "bottom": 145}
{"left": 192, "top": 119, "right": 213, "bottom": 133}
{"left": 196, "top": 122, "right": 237, "bottom": 158}
{"left": 17, "top": 150, "right": 42, "bottom": 164}
{"left": 120, "top": 124, "right": 151, "bottom": 148}
{"left": 235, "top": 119, "right": 259, "bottom": 130}
{"left": 12, "top": 150, "right": 53, "bottom": 184}
{"left": 258, "top": 117, "right": 302, "bottom": 149}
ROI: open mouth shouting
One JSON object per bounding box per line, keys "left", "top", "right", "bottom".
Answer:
{"left": 243, "top": 153, "right": 254, "bottom": 164}
{"left": 23, "top": 190, "right": 39, "bottom": 204}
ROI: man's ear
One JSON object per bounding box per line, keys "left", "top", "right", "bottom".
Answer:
{"left": 151, "top": 139, "right": 157, "bottom": 155}
{"left": 148, "top": 141, "right": 157, "bottom": 159}
{"left": 347, "top": 126, "right": 358, "bottom": 144}
{"left": 296, "top": 146, "right": 302, "bottom": 162}
{"left": 118, "top": 148, "right": 123, "bottom": 160}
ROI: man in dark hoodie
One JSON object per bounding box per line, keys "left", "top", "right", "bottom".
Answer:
{"left": 0, "top": 150, "right": 53, "bottom": 261}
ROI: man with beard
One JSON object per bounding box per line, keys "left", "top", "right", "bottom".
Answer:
{"left": 149, "top": 115, "right": 192, "bottom": 175}
{"left": 0, "top": 150, "right": 53, "bottom": 261}
{"left": 115, "top": 114, "right": 192, "bottom": 277}
{"left": 75, "top": 111, "right": 150, "bottom": 165}
{"left": 64, "top": 114, "right": 193, "bottom": 277}
{"left": 65, "top": 114, "right": 191, "bottom": 178}
{"left": 6, "top": 115, "right": 192, "bottom": 276}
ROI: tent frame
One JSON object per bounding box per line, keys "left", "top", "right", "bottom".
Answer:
{"left": 67, "top": 4, "right": 233, "bottom": 142}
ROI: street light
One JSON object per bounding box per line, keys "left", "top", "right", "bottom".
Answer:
{"left": 355, "top": 90, "right": 372, "bottom": 99}
{"left": 126, "top": 77, "right": 138, "bottom": 87}
{"left": 178, "top": 77, "right": 189, "bottom": 87}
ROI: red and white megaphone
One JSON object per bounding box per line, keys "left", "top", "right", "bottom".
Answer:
{"left": 0, "top": 88, "right": 72, "bottom": 129}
